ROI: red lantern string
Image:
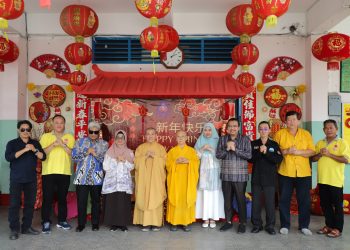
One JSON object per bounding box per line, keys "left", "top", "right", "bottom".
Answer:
{"left": 181, "top": 105, "right": 190, "bottom": 131}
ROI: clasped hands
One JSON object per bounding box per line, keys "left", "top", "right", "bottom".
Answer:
{"left": 176, "top": 157, "right": 189, "bottom": 164}
{"left": 116, "top": 155, "right": 126, "bottom": 162}
{"left": 25, "top": 144, "right": 36, "bottom": 152}
{"left": 226, "top": 141, "right": 236, "bottom": 151}
{"left": 87, "top": 147, "right": 97, "bottom": 157}
{"left": 53, "top": 138, "right": 68, "bottom": 148}
{"left": 146, "top": 151, "right": 155, "bottom": 158}
{"left": 283, "top": 146, "right": 299, "bottom": 155}
{"left": 319, "top": 148, "right": 330, "bottom": 157}
{"left": 201, "top": 144, "right": 214, "bottom": 152}
{"left": 259, "top": 145, "right": 267, "bottom": 154}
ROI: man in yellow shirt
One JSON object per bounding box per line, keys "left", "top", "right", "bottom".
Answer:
{"left": 313, "top": 119, "right": 350, "bottom": 238}
{"left": 40, "top": 115, "right": 75, "bottom": 234}
{"left": 274, "top": 111, "right": 315, "bottom": 235}
{"left": 166, "top": 130, "right": 199, "bottom": 232}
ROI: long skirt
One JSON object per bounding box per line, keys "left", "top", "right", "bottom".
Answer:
{"left": 104, "top": 191, "right": 131, "bottom": 226}
{"left": 195, "top": 189, "right": 225, "bottom": 221}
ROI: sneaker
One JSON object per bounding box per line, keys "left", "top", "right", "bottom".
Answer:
{"left": 42, "top": 222, "right": 51, "bottom": 234}
{"left": 301, "top": 228, "right": 313, "bottom": 236}
{"left": 209, "top": 220, "right": 216, "bottom": 229}
{"left": 57, "top": 221, "right": 72, "bottom": 230}
{"left": 141, "top": 226, "right": 151, "bottom": 232}
{"left": 220, "top": 222, "right": 233, "bottom": 232}
{"left": 120, "top": 226, "right": 128, "bottom": 232}
{"left": 202, "top": 220, "right": 209, "bottom": 228}
{"left": 279, "top": 227, "right": 289, "bottom": 235}
{"left": 151, "top": 226, "right": 161, "bottom": 232}
{"left": 110, "top": 226, "right": 118, "bottom": 232}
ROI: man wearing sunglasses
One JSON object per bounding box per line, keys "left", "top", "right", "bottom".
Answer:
{"left": 5, "top": 120, "right": 46, "bottom": 240}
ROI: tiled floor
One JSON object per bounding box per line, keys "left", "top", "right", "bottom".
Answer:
{"left": 0, "top": 207, "right": 348, "bottom": 250}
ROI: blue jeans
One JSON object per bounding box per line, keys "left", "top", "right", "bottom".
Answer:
{"left": 8, "top": 181, "right": 37, "bottom": 232}
{"left": 278, "top": 175, "right": 311, "bottom": 229}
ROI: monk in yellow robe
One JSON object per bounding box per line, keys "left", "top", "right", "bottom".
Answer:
{"left": 166, "top": 130, "right": 199, "bottom": 232}
{"left": 133, "top": 128, "right": 167, "bottom": 232}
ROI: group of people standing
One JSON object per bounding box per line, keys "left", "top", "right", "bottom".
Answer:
{"left": 5, "top": 111, "right": 349, "bottom": 240}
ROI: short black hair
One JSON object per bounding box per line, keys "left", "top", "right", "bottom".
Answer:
{"left": 285, "top": 111, "right": 300, "bottom": 120}
{"left": 52, "top": 114, "right": 66, "bottom": 122}
{"left": 227, "top": 118, "right": 240, "bottom": 126}
{"left": 17, "top": 120, "right": 32, "bottom": 129}
{"left": 258, "top": 121, "right": 270, "bottom": 128}
{"left": 324, "top": 119, "right": 338, "bottom": 129}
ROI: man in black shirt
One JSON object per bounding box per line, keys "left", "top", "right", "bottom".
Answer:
{"left": 5, "top": 120, "right": 46, "bottom": 240}
{"left": 249, "top": 121, "right": 283, "bottom": 235}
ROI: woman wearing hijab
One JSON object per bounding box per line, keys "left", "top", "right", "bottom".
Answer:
{"left": 195, "top": 123, "right": 225, "bottom": 228}
{"left": 102, "top": 130, "right": 134, "bottom": 232}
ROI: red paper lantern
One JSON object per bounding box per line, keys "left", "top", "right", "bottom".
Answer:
{"left": 159, "top": 25, "right": 179, "bottom": 52}
{"left": 231, "top": 43, "right": 259, "bottom": 72}
{"left": 0, "top": 37, "right": 19, "bottom": 72}
{"left": 226, "top": 4, "right": 263, "bottom": 43}
{"left": 64, "top": 42, "right": 92, "bottom": 70}
{"left": 140, "top": 26, "right": 169, "bottom": 58}
{"left": 237, "top": 72, "right": 255, "bottom": 87}
{"left": 221, "top": 102, "right": 235, "bottom": 120}
{"left": 69, "top": 70, "right": 87, "bottom": 86}
{"left": 135, "top": 0, "right": 172, "bottom": 26}
{"left": 0, "top": 0, "right": 24, "bottom": 29}
{"left": 60, "top": 5, "right": 99, "bottom": 42}
{"left": 139, "top": 105, "right": 148, "bottom": 135}
{"left": 312, "top": 33, "right": 350, "bottom": 71}
{"left": 252, "top": 0, "right": 291, "bottom": 27}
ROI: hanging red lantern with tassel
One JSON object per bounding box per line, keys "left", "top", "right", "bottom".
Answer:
{"left": 0, "top": 37, "right": 19, "bottom": 72}
{"left": 221, "top": 102, "right": 235, "bottom": 120}
{"left": 64, "top": 42, "right": 92, "bottom": 70}
{"left": 252, "top": 0, "right": 291, "bottom": 28}
{"left": 0, "top": 0, "right": 24, "bottom": 29}
{"left": 140, "top": 26, "right": 169, "bottom": 58}
{"left": 226, "top": 4, "right": 263, "bottom": 43}
{"left": 135, "top": 0, "right": 172, "bottom": 26}
{"left": 68, "top": 70, "right": 87, "bottom": 86}
{"left": 231, "top": 43, "right": 259, "bottom": 72}
{"left": 139, "top": 105, "right": 148, "bottom": 135}
{"left": 60, "top": 5, "right": 99, "bottom": 42}
{"left": 159, "top": 25, "right": 179, "bottom": 52}
{"left": 312, "top": 32, "right": 350, "bottom": 71}
{"left": 93, "top": 101, "right": 102, "bottom": 121}
{"left": 181, "top": 104, "right": 190, "bottom": 130}
{"left": 237, "top": 72, "right": 255, "bottom": 88}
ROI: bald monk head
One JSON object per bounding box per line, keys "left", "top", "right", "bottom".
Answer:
{"left": 145, "top": 127, "right": 157, "bottom": 143}
{"left": 176, "top": 130, "right": 187, "bottom": 147}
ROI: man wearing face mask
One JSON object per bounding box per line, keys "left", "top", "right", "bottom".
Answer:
{"left": 5, "top": 120, "right": 46, "bottom": 240}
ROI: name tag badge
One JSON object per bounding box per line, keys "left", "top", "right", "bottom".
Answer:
{"left": 254, "top": 146, "right": 259, "bottom": 150}
{"left": 268, "top": 147, "right": 275, "bottom": 153}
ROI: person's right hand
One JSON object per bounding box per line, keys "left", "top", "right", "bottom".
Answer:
{"left": 25, "top": 144, "right": 35, "bottom": 152}
{"left": 87, "top": 147, "right": 96, "bottom": 155}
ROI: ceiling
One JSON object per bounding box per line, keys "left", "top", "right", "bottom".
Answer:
{"left": 25, "top": 0, "right": 319, "bottom": 14}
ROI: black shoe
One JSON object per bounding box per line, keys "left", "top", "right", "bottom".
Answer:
{"left": 251, "top": 226, "right": 263, "bottom": 233}
{"left": 22, "top": 227, "right": 40, "bottom": 235}
{"left": 9, "top": 231, "right": 19, "bottom": 240}
{"left": 170, "top": 225, "right": 178, "bottom": 231}
{"left": 92, "top": 224, "right": 99, "bottom": 231}
{"left": 120, "top": 226, "right": 128, "bottom": 232}
{"left": 237, "top": 224, "right": 246, "bottom": 234}
{"left": 182, "top": 225, "right": 191, "bottom": 232}
{"left": 265, "top": 228, "right": 276, "bottom": 235}
{"left": 110, "top": 226, "right": 118, "bottom": 232}
{"left": 75, "top": 225, "right": 85, "bottom": 232}
{"left": 220, "top": 222, "right": 233, "bottom": 232}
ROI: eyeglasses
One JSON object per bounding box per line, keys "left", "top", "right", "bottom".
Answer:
{"left": 20, "top": 128, "right": 31, "bottom": 132}
{"left": 89, "top": 130, "right": 99, "bottom": 135}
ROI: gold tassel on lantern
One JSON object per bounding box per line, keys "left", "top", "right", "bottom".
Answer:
{"left": 266, "top": 15, "right": 278, "bottom": 27}
{"left": 65, "top": 84, "right": 73, "bottom": 92}
{"left": 27, "top": 83, "right": 37, "bottom": 91}
{"left": 256, "top": 82, "right": 264, "bottom": 92}
{"left": 0, "top": 18, "right": 8, "bottom": 29}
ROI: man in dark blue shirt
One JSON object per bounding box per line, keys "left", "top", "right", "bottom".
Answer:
{"left": 5, "top": 120, "right": 46, "bottom": 240}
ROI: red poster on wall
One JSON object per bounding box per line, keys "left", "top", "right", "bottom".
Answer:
{"left": 242, "top": 89, "right": 257, "bottom": 141}
{"left": 75, "top": 94, "right": 90, "bottom": 139}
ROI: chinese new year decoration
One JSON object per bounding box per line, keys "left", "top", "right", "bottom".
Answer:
{"left": 39, "top": 0, "right": 51, "bottom": 9}
{"left": 231, "top": 43, "right": 259, "bottom": 72}
{"left": 60, "top": 5, "right": 99, "bottom": 42}
{"left": 262, "top": 56, "right": 303, "bottom": 83}
{"left": 237, "top": 72, "right": 255, "bottom": 88}
{"left": 64, "top": 42, "right": 92, "bottom": 70}
{"left": 0, "top": 0, "right": 24, "bottom": 30}
{"left": 312, "top": 32, "right": 350, "bottom": 71}
{"left": 181, "top": 104, "right": 190, "bottom": 130}
{"left": 226, "top": 4, "right": 263, "bottom": 43}
{"left": 135, "top": 0, "right": 172, "bottom": 26}
{"left": 139, "top": 105, "right": 148, "bottom": 134}
{"left": 0, "top": 36, "right": 19, "bottom": 72}
{"left": 252, "top": 0, "right": 291, "bottom": 27}
{"left": 221, "top": 102, "right": 235, "bottom": 120}
{"left": 69, "top": 70, "right": 87, "bottom": 86}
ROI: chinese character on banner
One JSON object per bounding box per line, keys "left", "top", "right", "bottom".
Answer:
{"left": 242, "top": 89, "right": 256, "bottom": 141}
{"left": 75, "top": 94, "right": 90, "bottom": 139}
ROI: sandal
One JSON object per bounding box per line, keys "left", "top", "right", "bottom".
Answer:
{"left": 317, "top": 226, "right": 332, "bottom": 235}
{"left": 209, "top": 220, "right": 216, "bottom": 229}
{"left": 202, "top": 220, "right": 209, "bottom": 228}
{"left": 327, "top": 228, "right": 341, "bottom": 238}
